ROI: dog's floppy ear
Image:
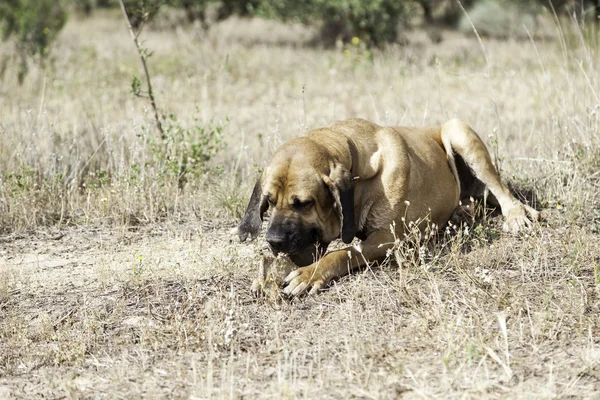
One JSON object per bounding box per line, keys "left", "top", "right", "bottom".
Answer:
{"left": 238, "top": 175, "right": 268, "bottom": 242}
{"left": 322, "top": 163, "right": 355, "bottom": 244}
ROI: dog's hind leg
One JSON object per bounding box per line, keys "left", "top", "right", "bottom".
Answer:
{"left": 440, "top": 118, "right": 539, "bottom": 233}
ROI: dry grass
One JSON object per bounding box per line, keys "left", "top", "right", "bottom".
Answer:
{"left": 1, "top": 10, "right": 600, "bottom": 399}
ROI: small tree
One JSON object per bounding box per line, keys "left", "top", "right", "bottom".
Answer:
{"left": 121, "top": 0, "right": 168, "bottom": 29}
{"left": 0, "top": 0, "right": 68, "bottom": 83}
{"left": 119, "top": 0, "right": 226, "bottom": 190}
{"left": 118, "top": 0, "right": 166, "bottom": 136}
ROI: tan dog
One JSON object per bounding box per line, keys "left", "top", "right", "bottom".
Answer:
{"left": 239, "top": 118, "right": 539, "bottom": 296}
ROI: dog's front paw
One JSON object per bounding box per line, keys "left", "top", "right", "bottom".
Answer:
{"left": 282, "top": 264, "right": 327, "bottom": 297}
{"left": 503, "top": 202, "right": 540, "bottom": 233}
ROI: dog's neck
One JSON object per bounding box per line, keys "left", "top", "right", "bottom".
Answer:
{"left": 314, "top": 129, "right": 380, "bottom": 182}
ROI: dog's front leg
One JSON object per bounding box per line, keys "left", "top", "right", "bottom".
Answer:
{"left": 282, "top": 230, "right": 395, "bottom": 296}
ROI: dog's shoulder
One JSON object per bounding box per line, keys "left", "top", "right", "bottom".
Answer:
{"left": 326, "top": 118, "right": 382, "bottom": 139}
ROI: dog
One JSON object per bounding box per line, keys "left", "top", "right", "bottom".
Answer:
{"left": 238, "top": 118, "right": 539, "bottom": 296}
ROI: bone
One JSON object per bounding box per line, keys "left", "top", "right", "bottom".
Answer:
{"left": 251, "top": 252, "right": 296, "bottom": 301}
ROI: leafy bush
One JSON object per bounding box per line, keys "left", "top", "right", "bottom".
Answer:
{"left": 458, "top": 0, "right": 537, "bottom": 38}
{"left": 77, "top": 0, "right": 259, "bottom": 28}
{"left": 458, "top": 0, "right": 596, "bottom": 39}
{"left": 0, "top": 0, "right": 68, "bottom": 82}
{"left": 256, "top": 0, "right": 409, "bottom": 46}
{"left": 150, "top": 113, "right": 227, "bottom": 189}
{"left": 413, "top": 0, "right": 476, "bottom": 24}
{"left": 175, "top": 0, "right": 259, "bottom": 24}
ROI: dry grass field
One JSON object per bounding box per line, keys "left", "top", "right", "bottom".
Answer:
{"left": 1, "top": 10, "right": 600, "bottom": 399}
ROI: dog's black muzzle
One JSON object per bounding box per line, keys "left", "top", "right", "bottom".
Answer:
{"left": 265, "top": 218, "right": 320, "bottom": 259}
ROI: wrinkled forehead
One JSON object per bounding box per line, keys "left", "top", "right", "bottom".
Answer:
{"left": 263, "top": 161, "right": 322, "bottom": 198}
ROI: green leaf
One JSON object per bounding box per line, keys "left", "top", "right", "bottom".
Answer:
{"left": 131, "top": 75, "right": 142, "bottom": 96}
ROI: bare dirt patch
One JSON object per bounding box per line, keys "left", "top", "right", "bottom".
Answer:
{"left": 1, "top": 212, "right": 599, "bottom": 398}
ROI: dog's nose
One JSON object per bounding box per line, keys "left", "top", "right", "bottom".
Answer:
{"left": 266, "top": 234, "right": 287, "bottom": 252}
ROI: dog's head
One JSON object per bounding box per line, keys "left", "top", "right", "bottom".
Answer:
{"left": 238, "top": 138, "right": 355, "bottom": 265}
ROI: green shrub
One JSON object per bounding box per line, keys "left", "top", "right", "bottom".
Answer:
{"left": 458, "top": 0, "right": 537, "bottom": 38}
{"left": 170, "top": 0, "right": 259, "bottom": 28}
{"left": 414, "top": 0, "right": 476, "bottom": 25}
{"left": 0, "top": 0, "right": 68, "bottom": 82}
{"left": 150, "top": 113, "right": 227, "bottom": 189}
{"left": 256, "top": 0, "right": 409, "bottom": 46}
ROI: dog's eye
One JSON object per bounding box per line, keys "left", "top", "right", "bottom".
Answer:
{"left": 292, "top": 198, "right": 314, "bottom": 210}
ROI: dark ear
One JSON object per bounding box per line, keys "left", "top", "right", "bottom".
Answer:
{"left": 322, "top": 164, "right": 355, "bottom": 244}
{"left": 238, "top": 175, "right": 268, "bottom": 242}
